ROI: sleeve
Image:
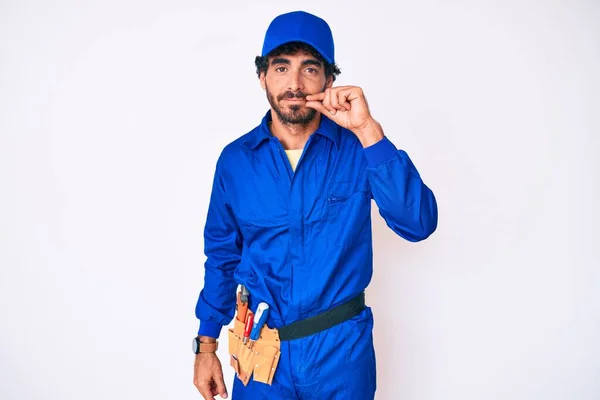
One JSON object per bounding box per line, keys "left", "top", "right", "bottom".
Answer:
{"left": 194, "top": 157, "right": 242, "bottom": 338}
{"left": 363, "top": 136, "right": 438, "bottom": 242}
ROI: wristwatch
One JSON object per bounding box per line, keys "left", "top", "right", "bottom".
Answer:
{"left": 192, "top": 337, "right": 218, "bottom": 354}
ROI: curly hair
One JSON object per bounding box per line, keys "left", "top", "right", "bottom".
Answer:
{"left": 254, "top": 41, "right": 341, "bottom": 81}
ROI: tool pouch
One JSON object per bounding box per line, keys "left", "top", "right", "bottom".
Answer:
{"left": 227, "top": 318, "right": 281, "bottom": 386}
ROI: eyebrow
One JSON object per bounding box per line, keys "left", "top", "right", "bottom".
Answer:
{"left": 301, "top": 59, "right": 322, "bottom": 68}
{"left": 270, "top": 57, "right": 291, "bottom": 66}
{"left": 270, "top": 58, "right": 322, "bottom": 68}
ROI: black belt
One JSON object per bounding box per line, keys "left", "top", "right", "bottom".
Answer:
{"left": 278, "top": 292, "right": 366, "bottom": 341}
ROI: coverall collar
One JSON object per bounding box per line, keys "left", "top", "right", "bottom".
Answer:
{"left": 243, "top": 110, "right": 340, "bottom": 150}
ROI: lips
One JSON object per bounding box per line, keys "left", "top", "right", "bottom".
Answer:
{"left": 278, "top": 91, "right": 307, "bottom": 102}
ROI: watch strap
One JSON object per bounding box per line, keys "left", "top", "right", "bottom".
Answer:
{"left": 197, "top": 340, "right": 218, "bottom": 353}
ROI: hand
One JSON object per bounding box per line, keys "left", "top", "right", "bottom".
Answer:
{"left": 193, "top": 352, "right": 228, "bottom": 399}
{"left": 305, "top": 86, "right": 384, "bottom": 147}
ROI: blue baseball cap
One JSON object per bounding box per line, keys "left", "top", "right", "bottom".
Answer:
{"left": 261, "top": 11, "right": 335, "bottom": 64}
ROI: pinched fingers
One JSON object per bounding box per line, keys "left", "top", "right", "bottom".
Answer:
{"left": 328, "top": 88, "right": 343, "bottom": 113}
{"left": 322, "top": 88, "right": 337, "bottom": 114}
{"left": 306, "top": 88, "right": 352, "bottom": 115}
{"left": 305, "top": 92, "right": 325, "bottom": 102}
{"left": 305, "top": 99, "right": 328, "bottom": 115}
{"left": 336, "top": 89, "right": 352, "bottom": 111}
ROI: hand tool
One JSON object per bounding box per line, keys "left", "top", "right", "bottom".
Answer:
{"left": 235, "top": 285, "right": 248, "bottom": 323}
{"left": 249, "top": 302, "right": 270, "bottom": 349}
{"left": 243, "top": 311, "right": 254, "bottom": 345}
{"left": 240, "top": 284, "right": 249, "bottom": 304}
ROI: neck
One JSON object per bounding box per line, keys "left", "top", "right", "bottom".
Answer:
{"left": 269, "top": 111, "right": 321, "bottom": 150}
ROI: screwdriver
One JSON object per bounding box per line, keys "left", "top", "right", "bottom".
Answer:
{"left": 243, "top": 311, "right": 254, "bottom": 345}
{"left": 248, "top": 302, "right": 270, "bottom": 349}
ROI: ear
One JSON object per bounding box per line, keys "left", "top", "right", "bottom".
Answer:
{"left": 259, "top": 72, "right": 266, "bottom": 90}
{"left": 325, "top": 75, "right": 334, "bottom": 89}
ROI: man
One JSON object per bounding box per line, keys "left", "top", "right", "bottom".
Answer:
{"left": 192, "top": 10, "right": 438, "bottom": 400}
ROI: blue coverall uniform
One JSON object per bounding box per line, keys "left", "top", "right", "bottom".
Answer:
{"left": 195, "top": 111, "right": 438, "bottom": 399}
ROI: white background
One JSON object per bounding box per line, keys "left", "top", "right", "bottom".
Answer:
{"left": 1, "top": 0, "right": 599, "bottom": 399}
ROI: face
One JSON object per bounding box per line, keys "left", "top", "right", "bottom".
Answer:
{"left": 260, "top": 50, "right": 333, "bottom": 126}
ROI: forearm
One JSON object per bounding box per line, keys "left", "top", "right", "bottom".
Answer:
{"left": 363, "top": 133, "right": 438, "bottom": 241}
{"left": 195, "top": 263, "right": 238, "bottom": 337}
{"left": 195, "top": 157, "right": 242, "bottom": 337}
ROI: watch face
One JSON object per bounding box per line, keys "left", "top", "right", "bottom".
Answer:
{"left": 192, "top": 337, "right": 199, "bottom": 353}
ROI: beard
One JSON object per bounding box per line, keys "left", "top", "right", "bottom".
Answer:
{"left": 266, "top": 83, "right": 322, "bottom": 127}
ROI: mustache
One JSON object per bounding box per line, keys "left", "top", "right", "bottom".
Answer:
{"left": 277, "top": 91, "right": 307, "bottom": 101}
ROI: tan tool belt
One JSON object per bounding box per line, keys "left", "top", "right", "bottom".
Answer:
{"left": 228, "top": 317, "right": 281, "bottom": 386}
{"left": 228, "top": 291, "right": 365, "bottom": 386}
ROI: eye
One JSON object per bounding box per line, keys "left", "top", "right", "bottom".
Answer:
{"left": 275, "top": 66, "right": 287, "bottom": 73}
{"left": 306, "top": 67, "right": 318, "bottom": 74}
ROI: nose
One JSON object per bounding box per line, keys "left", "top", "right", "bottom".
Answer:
{"left": 288, "top": 70, "right": 303, "bottom": 92}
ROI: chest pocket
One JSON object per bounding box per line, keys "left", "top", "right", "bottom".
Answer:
{"left": 228, "top": 173, "right": 287, "bottom": 241}
{"left": 326, "top": 180, "right": 371, "bottom": 247}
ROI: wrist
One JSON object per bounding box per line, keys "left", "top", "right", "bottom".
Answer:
{"left": 197, "top": 335, "right": 217, "bottom": 344}
{"left": 353, "top": 118, "right": 384, "bottom": 147}
{"left": 193, "top": 336, "right": 219, "bottom": 354}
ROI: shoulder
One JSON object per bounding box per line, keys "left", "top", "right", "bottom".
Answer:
{"left": 213, "top": 124, "right": 262, "bottom": 171}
